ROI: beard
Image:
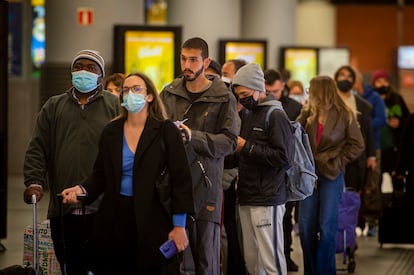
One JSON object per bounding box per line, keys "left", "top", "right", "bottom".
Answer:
{"left": 183, "top": 66, "right": 204, "bottom": 82}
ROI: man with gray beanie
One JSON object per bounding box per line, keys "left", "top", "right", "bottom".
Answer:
{"left": 23, "top": 49, "right": 120, "bottom": 274}
{"left": 232, "top": 63, "right": 294, "bottom": 275}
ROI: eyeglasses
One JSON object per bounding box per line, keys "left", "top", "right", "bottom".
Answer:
{"left": 121, "top": 85, "right": 147, "bottom": 95}
{"left": 72, "top": 63, "right": 100, "bottom": 74}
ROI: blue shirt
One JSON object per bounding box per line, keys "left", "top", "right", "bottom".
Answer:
{"left": 120, "top": 134, "right": 134, "bottom": 196}
{"left": 120, "top": 134, "right": 187, "bottom": 226}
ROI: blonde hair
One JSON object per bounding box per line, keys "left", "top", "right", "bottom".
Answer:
{"left": 305, "top": 75, "right": 354, "bottom": 124}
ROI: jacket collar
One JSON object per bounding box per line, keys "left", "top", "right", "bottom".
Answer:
{"left": 134, "top": 117, "right": 162, "bottom": 164}
{"left": 106, "top": 117, "right": 163, "bottom": 190}
{"left": 165, "top": 76, "right": 229, "bottom": 99}
{"left": 257, "top": 94, "right": 284, "bottom": 110}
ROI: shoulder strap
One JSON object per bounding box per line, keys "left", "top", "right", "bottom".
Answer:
{"left": 264, "top": 103, "right": 284, "bottom": 129}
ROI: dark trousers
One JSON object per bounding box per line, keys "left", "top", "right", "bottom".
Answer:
{"left": 184, "top": 219, "right": 220, "bottom": 275}
{"left": 50, "top": 213, "right": 96, "bottom": 275}
{"left": 381, "top": 148, "right": 397, "bottom": 175}
{"left": 89, "top": 196, "right": 181, "bottom": 275}
{"left": 283, "top": 201, "right": 296, "bottom": 256}
{"left": 223, "top": 180, "right": 247, "bottom": 275}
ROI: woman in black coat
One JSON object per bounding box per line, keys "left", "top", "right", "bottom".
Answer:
{"left": 61, "top": 72, "right": 194, "bottom": 274}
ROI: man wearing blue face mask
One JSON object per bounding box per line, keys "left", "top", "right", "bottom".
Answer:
{"left": 23, "top": 49, "right": 120, "bottom": 275}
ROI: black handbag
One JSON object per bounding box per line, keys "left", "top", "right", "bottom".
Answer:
{"left": 360, "top": 168, "right": 383, "bottom": 219}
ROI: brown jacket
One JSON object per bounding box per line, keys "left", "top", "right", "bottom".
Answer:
{"left": 297, "top": 108, "right": 365, "bottom": 180}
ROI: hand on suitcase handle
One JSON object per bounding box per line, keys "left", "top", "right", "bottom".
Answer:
{"left": 23, "top": 184, "right": 44, "bottom": 204}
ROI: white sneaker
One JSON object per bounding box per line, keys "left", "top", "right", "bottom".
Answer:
{"left": 362, "top": 222, "right": 369, "bottom": 236}
{"left": 356, "top": 227, "right": 362, "bottom": 237}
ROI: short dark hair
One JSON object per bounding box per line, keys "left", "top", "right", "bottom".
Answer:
{"left": 104, "top": 73, "right": 125, "bottom": 90}
{"left": 279, "top": 68, "right": 291, "bottom": 82}
{"left": 227, "top": 59, "right": 247, "bottom": 73}
{"left": 208, "top": 59, "right": 222, "bottom": 77}
{"left": 182, "top": 37, "right": 209, "bottom": 59}
{"left": 264, "top": 69, "right": 282, "bottom": 85}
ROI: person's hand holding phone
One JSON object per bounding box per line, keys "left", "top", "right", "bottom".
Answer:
{"left": 174, "top": 118, "right": 191, "bottom": 143}
{"left": 168, "top": 226, "right": 188, "bottom": 252}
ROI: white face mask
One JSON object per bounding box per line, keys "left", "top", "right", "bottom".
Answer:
{"left": 221, "top": 76, "right": 232, "bottom": 85}
{"left": 289, "top": 94, "right": 305, "bottom": 104}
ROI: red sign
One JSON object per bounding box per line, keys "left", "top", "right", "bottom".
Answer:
{"left": 400, "top": 71, "right": 414, "bottom": 88}
{"left": 77, "top": 7, "right": 93, "bottom": 26}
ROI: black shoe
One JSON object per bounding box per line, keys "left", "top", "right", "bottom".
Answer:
{"left": 287, "top": 257, "right": 299, "bottom": 272}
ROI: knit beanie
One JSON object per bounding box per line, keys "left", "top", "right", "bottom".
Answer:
{"left": 71, "top": 49, "right": 105, "bottom": 77}
{"left": 232, "top": 63, "right": 265, "bottom": 93}
{"left": 371, "top": 70, "right": 389, "bottom": 85}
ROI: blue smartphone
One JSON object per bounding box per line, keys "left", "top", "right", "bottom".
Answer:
{"left": 159, "top": 239, "right": 177, "bottom": 259}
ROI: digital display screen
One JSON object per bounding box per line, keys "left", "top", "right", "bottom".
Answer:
{"left": 31, "top": 2, "right": 45, "bottom": 78}
{"left": 280, "top": 47, "right": 318, "bottom": 88}
{"left": 318, "top": 47, "right": 350, "bottom": 77}
{"left": 124, "top": 31, "right": 175, "bottom": 91}
{"left": 113, "top": 26, "right": 182, "bottom": 93}
{"left": 398, "top": 46, "right": 414, "bottom": 69}
{"left": 219, "top": 40, "right": 267, "bottom": 69}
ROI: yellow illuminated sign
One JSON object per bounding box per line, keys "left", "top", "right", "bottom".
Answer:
{"left": 125, "top": 31, "right": 175, "bottom": 92}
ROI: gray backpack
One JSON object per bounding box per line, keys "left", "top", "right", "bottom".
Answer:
{"left": 265, "top": 105, "right": 317, "bottom": 201}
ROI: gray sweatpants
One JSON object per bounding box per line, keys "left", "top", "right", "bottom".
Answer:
{"left": 239, "top": 205, "right": 287, "bottom": 275}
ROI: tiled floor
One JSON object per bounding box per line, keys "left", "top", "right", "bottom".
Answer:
{"left": 1, "top": 175, "right": 414, "bottom": 274}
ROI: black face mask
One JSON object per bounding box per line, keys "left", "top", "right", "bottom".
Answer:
{"left": 239, "top": 95, "right": 258, "bottom": 110}
{"left": 336, "top": 80, "right": 354, "bottom": 93}
{"left": 376, "top": 86, "right": 389, "bottom": 95}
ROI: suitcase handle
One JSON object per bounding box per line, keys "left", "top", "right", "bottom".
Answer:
{"left": 31, "top": 194, "right": 40, "bottom": 274}
{"left": 56, "top": 193, "right": 87, "bottom": 275}
{"left": 56, "top": 193, "right": 86, "bottom": 202}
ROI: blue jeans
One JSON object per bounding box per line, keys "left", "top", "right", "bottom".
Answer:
{"left": 298, "top": 172, "right": 344, "bottom": 275}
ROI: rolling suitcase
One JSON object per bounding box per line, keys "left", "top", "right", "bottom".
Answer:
{"left": 0, "top": 195, "right": 41, "bottom": 275}
{"left": 22, "top": 195, "right": 60, "bottom": 275}
{"left": 378, "top": 189, "right": 414, "bottom": 246}
{"left": 336, "top": 188, "right": 360, "bottom": 274}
